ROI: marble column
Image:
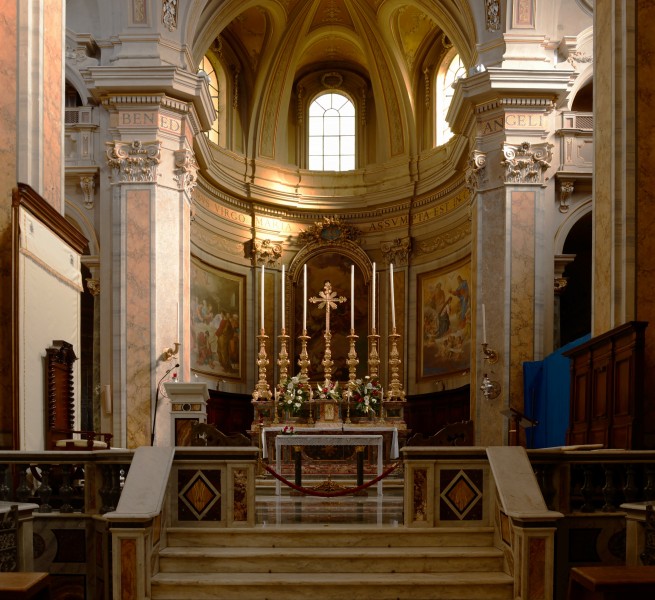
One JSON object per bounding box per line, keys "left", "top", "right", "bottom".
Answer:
{"left": 457, "top": 70, "right": 569, "bottom": 445}
{"left": 86, "top": 71, "right": 212, "bottom": 447}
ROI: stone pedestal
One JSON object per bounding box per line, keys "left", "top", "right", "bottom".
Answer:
{"left": 163, "top": 382, "right": 209, "bottom": 446}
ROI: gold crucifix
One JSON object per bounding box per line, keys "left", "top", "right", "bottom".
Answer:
{"left": 309, "top": 280, "right": 347, "bottom": 385}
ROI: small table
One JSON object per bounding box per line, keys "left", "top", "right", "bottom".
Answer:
{"left": 262, "top": 426, "right": 399, "bottom": 461}
{"left": 568, "top": 566, "right": 655, "bottom": 600}
{"left": 0, "top": 572, "right": 51, "bottom": 599}
{"left": 273, "top": 434, "right": 384, "bottom": 496}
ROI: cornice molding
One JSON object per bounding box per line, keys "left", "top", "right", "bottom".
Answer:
{"left": 12, "top": 184, "right": 88, "bottom": 254}
{"left": 81, "top": 65, "right": 215, "bottom": 131}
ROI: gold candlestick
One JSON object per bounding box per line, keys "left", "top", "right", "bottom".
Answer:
{"left": 297, "top": 330, "right": 314, "bottom": 424}
{"left": 387, "top": 328, "right": 405, "bottom": 401}
{"left": 368, "top": 328, "right": 380, "bottom": 379}
{"left": 297, "top": 330, "right": 310, "bottom": 379}
{"left": 346, "top": 330, "right": 358, "bottom": 425}
{"left": 347, "top": 330, "right": 359, "bottom": 383}
{"left": 255, "top": 329, "right": 272, "bottom": 401}
{"left": 278, "top": 331, "right": 290, "bottom": 382}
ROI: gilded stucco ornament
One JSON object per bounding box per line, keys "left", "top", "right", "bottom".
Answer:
{"left": 297, "top": 216, "right": 362, "bottom": 247}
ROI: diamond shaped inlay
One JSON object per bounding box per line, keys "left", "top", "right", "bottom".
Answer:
{"left": 179, "top": 470, "right": 221, "bottom": 520}
{"left": 440, "top": 470, "right": 482, "bottom": 520}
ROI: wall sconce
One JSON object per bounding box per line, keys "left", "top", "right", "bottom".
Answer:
{"left": 480, "top": 373, "right": 501, "bottom": 400}
{"left": 482, "top": 342, "right": 498, "bottom": 364}
{"left": 161, "top": 342, "right": 180, "bottom": 362}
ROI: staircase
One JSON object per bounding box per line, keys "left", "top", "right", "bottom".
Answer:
{"left": 152, "top": 526, "right": 513, "bottom": 600}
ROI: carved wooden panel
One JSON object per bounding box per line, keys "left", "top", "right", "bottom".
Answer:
{"left": 565, "top": 321, "right": 648, "bottom": 449}
{"left": 45, "top": 340, "right": 77, "bottom": 449}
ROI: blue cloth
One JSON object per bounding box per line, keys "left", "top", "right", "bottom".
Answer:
{"left": 523, "top": 334, "right": 590, "bottom": 448}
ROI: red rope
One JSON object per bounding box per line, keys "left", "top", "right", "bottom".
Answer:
{"left": 260, "top": 460, "right": 401, "bottom": 497}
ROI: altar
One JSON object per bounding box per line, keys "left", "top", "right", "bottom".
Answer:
{"left": 250, "top": 270, "right": 409, "bottom": 475}
{"left": 270, "top": 434, "right": 385, "bottom": 496}
{"left": 260, "top": 425, "right": 400, "bottom": 464}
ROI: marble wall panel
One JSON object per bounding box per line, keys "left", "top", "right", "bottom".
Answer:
{"left": 126, "top": 190, "right": 152, "bottom": 448}
{"left": 592, "top": 0, "right": 613, "bottom": 333}
{"left": 510, "top": 191, "right": 535, "bottom": 416}
{"left": 43, "top": 0, "right": 63, "bottom": 211}
{"left": 0, "top": 0, "right": 17, "bottom": 449}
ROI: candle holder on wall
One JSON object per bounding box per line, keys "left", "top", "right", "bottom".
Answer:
{"left": 161, "top": 342, "right": 180, "bottom": 362}
{"left": 481, "top": 342, "right": 498, "bottom": 364}
{"left": 480, "top": 373, "right": 501, "bottom": 400}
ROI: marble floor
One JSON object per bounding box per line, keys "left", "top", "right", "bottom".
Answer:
{"left": 255, "top": 478, "right": 404, "bottom": 526}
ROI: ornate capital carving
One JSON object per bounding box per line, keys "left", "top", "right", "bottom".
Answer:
{"left": 173, "top": 149, "right": 199, "bottom": 194}
{"left": 381, "top": 237, "right": 412, "bottom": 267}
{"left": 465, "top": 150, "right": 487, "bottom": 196}
{"left": 485, "top": 0, "right": 501, "bottom": 31}
{"left": 105, "top": 140, "right": 161, "bottom": 183}
{"left": 559, "top": 180, "right": 575, "bottom": 213}
{"left": 567, "top": 50, "right": 593, "bottom": 65}
{"left": 162, "top": 0, "right": 177, "bottom": 32}
{"left": 554, "top": 277, "right": 568, "bottom": 295}
{"left": 501, "top": 141, "right": 552, "bottom": 184}
{"left": 86, "top": 278, "right": 100, "bottom": 296}
{"left": 250, "top": 239, "right": 283, "bottom": 267}
{"left": 79, "top": 175, "right": 95, "bottom": 209}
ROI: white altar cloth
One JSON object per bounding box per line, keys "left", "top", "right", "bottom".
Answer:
{"left": 261, "top": 425, "right": 399, "bottom": 460}
{"left": 273, "top": 434, "right": 384, "bottom": 496}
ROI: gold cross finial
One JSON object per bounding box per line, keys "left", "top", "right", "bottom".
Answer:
{"left": 308, "top": 280, "right": 347, "bottom": 385}
{"left": 309, "top": 281, "right": 346, "bottom": 332}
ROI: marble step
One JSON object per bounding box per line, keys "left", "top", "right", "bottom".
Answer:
{"left": 166, "top": 526, "right": 495, "bottom": 548}
{"left": 158, "top": 544, "right": 505, "bottom": 574}
{"left": 150, "top": 571, "right": 514, "bottom": 600}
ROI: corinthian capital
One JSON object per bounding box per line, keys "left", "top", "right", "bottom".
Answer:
{"left": 105, "top": 140, "right": 161, "bottom": 183}
{"left": 381, "top": 237, "right": 412, "bottom": 267}
{"left": 173, "top": 149, "right": 199, "bottom": 194}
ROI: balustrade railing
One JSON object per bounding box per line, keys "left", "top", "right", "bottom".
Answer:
{"left": 0, "top": 450, "right": 133, "bottom": 515}
{"left": 529, "top": 449, "right": 655, "bottom": 514}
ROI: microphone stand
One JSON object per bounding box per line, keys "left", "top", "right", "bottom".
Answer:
{"left": 151, "top": 363, "right": 179, "bottom": 446}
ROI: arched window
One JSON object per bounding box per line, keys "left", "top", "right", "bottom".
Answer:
{"left": 199, "top": 56, "right": 220, "bottom": 145}
{"left": 436, "top": 50, "right": 465, "bottom": 146}
{"left": 308, "top": 92, "right": 356, "bottom": 171}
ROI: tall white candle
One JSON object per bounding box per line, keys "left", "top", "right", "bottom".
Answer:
{"left": 281, "top": 265, "right": 286, "bottom": 331}
{"left": 260, "top": 264, "right": 265, "bottom": 330}
{"left": 482, "top": 303, "right": 487, "bottom": 344}
{"left": 390, "top": 263, "right": 396, "bottom": 329}
{"left": 351, "top": 264, "right": 355, "bottom": 330}
{"left": 176, "top": 301, "right": 179, "bottom": 341}
{"left": 372, "top": 262, "right": 376, "bottom": 330}
{"left": 303, "top": 264, "right": 307, "bottom": 331}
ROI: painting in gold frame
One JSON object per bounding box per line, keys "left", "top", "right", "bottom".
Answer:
{"left": 191, "top": 256, "right": 245, "bottom": 381}
{"left": 417, "top": 259, "right": 471, "bottom": 380}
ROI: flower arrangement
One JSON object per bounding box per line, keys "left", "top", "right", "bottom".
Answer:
{"left": 350, "top": 376, "right": 383, "bottom": 415}
{"left": 281, "top": 425, "right": 295, "bottom": 435}
{"left": 315, "top": 380, "right": 342, "bottom": 401}
{"left": 277, "top": 375, "right": 311, "bottom": 415}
